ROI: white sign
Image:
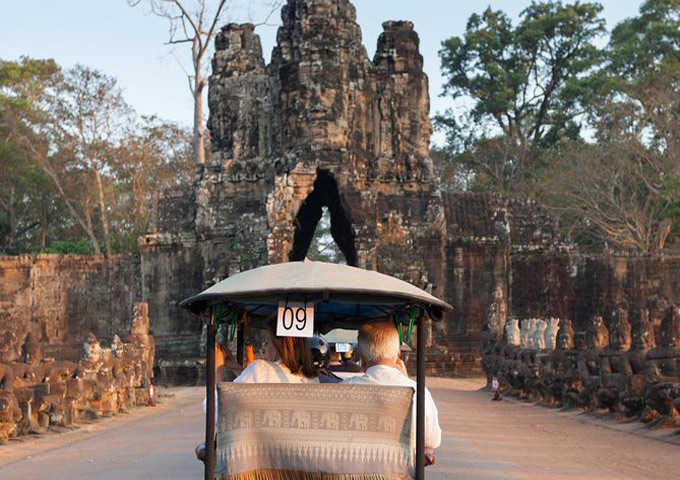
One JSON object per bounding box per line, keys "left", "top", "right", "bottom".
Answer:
{"left": 491, "top": 378, "right": 499, "bottom": 391}
{"left": 277, "top": 301, "right": 315, "bottom": 338}
{"left": 335, "top": 342, "right": 351, "bottom": 353}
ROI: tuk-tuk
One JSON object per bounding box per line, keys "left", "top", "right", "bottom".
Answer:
{"left": 180, "top": 261, "right": 452, "bottom": 480}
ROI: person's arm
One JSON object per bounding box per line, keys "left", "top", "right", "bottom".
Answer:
{"left": 424, "top": 388, "right": 442, "bottom": 450}
{"left": 219, "top": 343, "right": 245, "bottom": 376}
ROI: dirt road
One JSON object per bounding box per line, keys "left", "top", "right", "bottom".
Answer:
{"left": 0, "top": 388, "right": 205, "bottom": 479}
{"left": 427, "top": 378, "right": 680, "bottom": 480}
{"left": 0, "top": 379, "right": 678, "bottom": 479}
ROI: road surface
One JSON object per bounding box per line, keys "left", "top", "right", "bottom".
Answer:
{"left": 1, "top": 379, "right": 678, "bottom": 479}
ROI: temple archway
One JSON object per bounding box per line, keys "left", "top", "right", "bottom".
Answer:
{"left": 288, "top": 170, "right": 358, "bottom": 266}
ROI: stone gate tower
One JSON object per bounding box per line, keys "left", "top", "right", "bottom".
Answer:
{"left": 140, "top": 0, "right": 450, "bottom": 367}
{"left": 140, "top": 0, "right": 585, "bottom": 377}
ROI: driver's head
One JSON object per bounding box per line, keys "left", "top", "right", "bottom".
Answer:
{"left": 357, "top": 321, "right": 400, "bottom": 368}
{"left": 309, "top": 334, "right": 330, "bottom": 368}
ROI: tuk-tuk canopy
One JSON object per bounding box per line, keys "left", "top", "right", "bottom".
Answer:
{"left": 179, "top": 261, "right": 452, "bottom": 331}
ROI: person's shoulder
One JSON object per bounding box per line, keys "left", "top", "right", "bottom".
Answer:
{"left": 342, "top": 373, "right": 370, "bottom": 384}
{"left": 234, "top": 359, "right": 277, "bottom": 383}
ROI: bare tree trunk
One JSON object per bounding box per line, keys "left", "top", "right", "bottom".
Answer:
{"left": 21, "top": 141, "right": 103, "bottom": 255}
{"left": 8, "top": 187, "right": 16, "bottom": 251}
{"left": 93, "top": 165, "right": 112, "bottom": 256}
{"left": 193, "top": 37, "right": 206, "bottom": 166}
{"left": 82, "top": 200, "right": 101, "bottom": 256}
{"left": 39, "top": 201, "right": 48, "bottom": 249}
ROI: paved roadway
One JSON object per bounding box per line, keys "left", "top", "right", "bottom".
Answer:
{"left": 0, "top": 379, "right": 678, "bottom": 479}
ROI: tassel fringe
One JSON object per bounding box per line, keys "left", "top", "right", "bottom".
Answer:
{"left": 220, "top": 470, "right": 410, "bottom": 480}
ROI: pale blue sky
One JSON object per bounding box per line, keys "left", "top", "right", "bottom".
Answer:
{"left": 1, "top": 1, "right": 643, "bottom": 145}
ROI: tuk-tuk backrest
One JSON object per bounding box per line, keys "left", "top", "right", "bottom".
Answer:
{"left": 215, "top": 382, "right": 415, "bottom": 480}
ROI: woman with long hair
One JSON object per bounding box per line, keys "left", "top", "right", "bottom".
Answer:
{"left": 234, "top": 321, "right": 319, "bottom": 383}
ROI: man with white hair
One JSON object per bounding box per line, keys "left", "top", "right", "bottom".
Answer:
{"left": 343, "top": 321, "right": 442, "bottom": 464}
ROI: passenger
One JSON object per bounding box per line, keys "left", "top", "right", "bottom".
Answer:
{"left": 197, "top": 321, "right": 319, "bottom": 461}
{"left": 310, "top": 334, "right": 342, "bottom": 383}
{"left": 340, "top": 345, "right": 362, "bottom": 372}
{"left": 343, "top": 321, "right": 442, "bottom": 465}
{"left": 328, "top": 345, "right": 343, "bottom": 370}
{"left": 329, "top": 344, "right": 362, "bottom": 373}
{"left": 229, "top": 320, "right": 319, "bottom": 383}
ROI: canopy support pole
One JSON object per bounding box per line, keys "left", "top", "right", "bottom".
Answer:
{"left": 236, "top": 323, "right": 244, "bottom": 365}
{"left": 205, "top": 308, "right": 216, "bottom": 480}
{"left": 416, "top": 313, "right": 425, "bottom": 480}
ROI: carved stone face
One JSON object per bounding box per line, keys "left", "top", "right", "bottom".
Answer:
{"left": 573, "top": 332, "right": 586, "bottom": 351}
{"left": 84, "top": 333, "right": 102, "bottom": 362}
{"left": 544, "top": 318, "right": 560, "bottom": 350}
{"left": 659, "top": 305, "right": 680, "bottom": 348}
{"left": 609, "top": 308, "right": 631, "bottom": 350}
{"left": 631, "top": 309, "right": 654, "bottom": 351}
{"left": 21, "top": 332, "right": 42, "bottom": 366}
{"left": 587, "top": 316, "right": 609, "bottom": 349}
{"left": 557, "top": 330, "right": 573, "bottom": 350}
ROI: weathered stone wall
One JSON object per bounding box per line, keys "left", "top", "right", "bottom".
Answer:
{"left": 3, "top": 0, "right": 680, "bottom": 381}
{"left": 140, "top": 0, "right": 447, "bottom": 373}
{"left": 0, "top": 303, "right": 155, "bottom": 441}
{"left": 137, "top": 0, "right": 680, "bottom": 377}
{"left": 0, "top": 255, "right": 140, "bottom": 363}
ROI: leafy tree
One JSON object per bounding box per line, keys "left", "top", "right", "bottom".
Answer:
{"left": 539, "top": 0, "right": 680, "bottom": 252}
{"left": 306, "top": 207, "right": 344, "bottom": 264}
{"left": 108, "top": 115, "right": 194, "bottom": 253}
{"left": 0, "top": 58, "right": 65, "bottom": 253}
{"left": 1, "top": 57, "right": 194, "bottom": 255}
{"left": 436, "top": 1, "right": 605, "bottom": 193}
{"left": 53, "top": 65, "right": 135, "bottom": 256}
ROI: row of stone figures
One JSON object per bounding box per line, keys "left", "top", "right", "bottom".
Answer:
{"left": 0, "top": 303, "right": 155, "bottom": 441}
{"left": 482, "top": 305, "right": 680, "bottom": 431}
{"left": 504, "top": 318, "right": 562, "bottom": 350}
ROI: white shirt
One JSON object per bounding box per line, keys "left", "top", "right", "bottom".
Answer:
{"left": 343, "top": 365, "right": 442, "bottom": 449}
{"left": 234, "top": 359, "right": 320, "bottom": 384}
{"left": 203, "top": 360, "right": 319, "bottom": 413}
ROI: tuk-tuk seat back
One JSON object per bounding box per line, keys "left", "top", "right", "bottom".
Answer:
{"left": 215, "top": 382, "right": 415, "bottom": 480}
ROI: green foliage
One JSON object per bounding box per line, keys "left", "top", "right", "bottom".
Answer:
{"left": 436, "top": 0, "right": 680, "bottom": 252}
{"left": 1, "top": 57, "right": 193, "bottom": 256}
{"left": 41, "top": 239, "right": 95, "bottom": 255}
{"left": 436, "top": 1, "right": 605, "bottom": 193}
{"left": 306, "top": 208, "right": 344, "bottom": 264}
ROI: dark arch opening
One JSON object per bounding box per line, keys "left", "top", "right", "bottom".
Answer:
{"left": 289, "top": 170, "right": 358, "bottom": 266}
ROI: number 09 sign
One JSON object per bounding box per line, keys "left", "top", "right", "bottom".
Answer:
{"left": 276, "top": 301, "right": 315, "bottom": 338}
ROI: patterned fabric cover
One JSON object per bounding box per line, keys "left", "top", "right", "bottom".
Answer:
{"left": 215, "top": 383, "right": 415, "bottom": 480}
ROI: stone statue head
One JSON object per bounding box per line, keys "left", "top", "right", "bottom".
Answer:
{"left": 608, "top": 307, "right": 631, "bottom": 351}
{"left": 84, "top": 333, "right": 102, "bottom": 362}
{"left": 630, "top": 309, "right": 654, "bottom": 351}
{"left": 111, "top": 335, "right": 124, "bottom": 358}
{"left": 524, "top": 319, "right": 533, "bottom": 348}
{"left": 0, "top": 331, "right": 20, "bottom": 363}
{"left": 505, "top": 318, "right": 520, "bottom": 346}
{"left": 646, "top": 295, "right": 670, "bottom": 346}
{"left": 556, "top": 319, "right": 574, "bottom": 350}
{"left": 573, "top": 332, "right": 586, "bottom": 351}
{"left": 520, "top": 319, "right": 530, "bottom": 347}
{"left": 130, "top": 302, "right": 150, "bottom": 336}
{"left": 659, "top": 305, "right": 680, "bottom": 348}
{"left": 534, "top": 319, "right": 547, "bottom": 350}
{"left": 586, "top": 316, "right": 609, "bottom": 349}
{"left": 21, "top": 332, "right": 42, "bottom": 366}
{"left": 545, "top": 318, "right": 560, "bottom": 350}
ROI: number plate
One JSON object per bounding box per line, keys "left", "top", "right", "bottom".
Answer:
{"left": 276, "top": 301, "right": 314, "bottom": 338}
